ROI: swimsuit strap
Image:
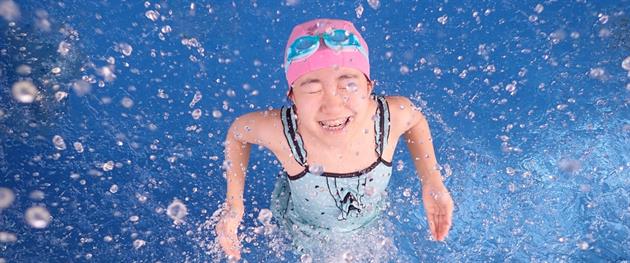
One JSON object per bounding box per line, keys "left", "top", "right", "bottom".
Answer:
{"left": 281, "top": 105, "right": 308, "bottom": 166}
{"left": 374, "top": 96, "right": 391, "bottom": 157}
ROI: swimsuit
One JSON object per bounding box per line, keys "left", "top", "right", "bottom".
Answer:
{"left": 271, "top": 95, "right": 393, "bottom": 254}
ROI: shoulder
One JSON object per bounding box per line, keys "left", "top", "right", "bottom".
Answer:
{"left": 382, "top": 95, "right": 426, "bottom": 135}
{"left": 228, "top": 109, "right": 285, "bottom": 146}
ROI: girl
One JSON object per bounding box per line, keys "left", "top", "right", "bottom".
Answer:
{"left": 216, "top": 18, "right": 453, "bottom": 260}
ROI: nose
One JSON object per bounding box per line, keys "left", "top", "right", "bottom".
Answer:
{"left": 320, "top": 85, "right": 347, "bottom": 114}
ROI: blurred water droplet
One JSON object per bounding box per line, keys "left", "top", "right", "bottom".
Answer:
{"left": 11, "top": 80, "right": 38, "bottom": 103}
{"left": 121, "top": 97, "right": 134, "bottom": 108}
{"left": 161, "top": 25, "right": 172, "bottom": 33}
{"left": 145, "top": 10, "right": 159, "bottom": 21}
{"left": 52, "top": 135, "right": 67, "bottom": 150}
{"left": 588, "top": 68, "right": 605, "bottom": 80}
{"left": 25, "top": 206, "right": 51, "bottom": 229}
{"left": 577, "top": 240, "right": 589, "bottom": 250}
{"left": 257, "top": 208, "right": 273, "bottom": 225}
{"left": 167, "top": 199, "right": 188, "bottom": 224}
{"left": 0, "top": 188, "right": 15, "bottom": 209}
{"left": 29, "top": 190, "right": 45, "bottom": 201}
{"left": 506, "top": 167, "right": 516, "bottom": 176}
{"left": 534, "top": 4, "right": 544, "bottom": 14}
{"left": 16, "top": 64, "right": 31, "bottom": 75}
{"left": 226, "top": 89, "right": 236, "bottom": 97}
{"left": 0, "top": 0, "right": 21, "bottom": 22}
{"left": 129, "top": 215, "right": 139, "bottom": 222}
{"left": 367, "top": 0, "right": 380, "bottom": 10}
{"left": 57, "top": 41, "right": 71, "bottom": 56}
{"left": 72, "top": 80, "right": 91, "bottom": 96}
{"left": 399, "top": 65, "right": 410, "bottom": 74}
{"left": 308, "top": 164, "right": 324, "bottom": 176}
{"left": 109, "top": 184, "right": 118, "bottom": 193}
{"left": 300, "top": 254, "right": 313, "bottom": 263}
{"left": 0, "top": 232, "right": 17, "bottom": 243}
{"left": 558, "top": 158, "right": 581, "bottom": 173}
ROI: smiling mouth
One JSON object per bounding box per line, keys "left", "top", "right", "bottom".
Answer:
{"left": 319, "top": 116, "right": 352, "bottom": 131}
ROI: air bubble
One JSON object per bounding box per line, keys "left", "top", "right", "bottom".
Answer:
{"left": 25, "top": 206, "right": 52, "bottom": 229}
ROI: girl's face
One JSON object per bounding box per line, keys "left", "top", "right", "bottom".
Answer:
{"left": 289, "top": 67, "right": 374, "bottom": 141}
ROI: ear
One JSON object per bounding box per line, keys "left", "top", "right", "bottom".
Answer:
{"left": 366, "top": 79, "right": 374, "bottom": 94}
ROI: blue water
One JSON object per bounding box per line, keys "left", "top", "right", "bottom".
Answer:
{"left": 1, "top": 0, "right": 629, "bottom": 262}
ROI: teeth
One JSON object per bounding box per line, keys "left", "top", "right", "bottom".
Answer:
{"left": 319, "top": 117, "right": 351, "bottom": 129}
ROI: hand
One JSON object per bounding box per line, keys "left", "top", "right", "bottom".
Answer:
{"left": 421, "top": 179, "right": 453, "bottom": 241}
{"left": 215, "top": 211, "right": 242, "bottom": 261}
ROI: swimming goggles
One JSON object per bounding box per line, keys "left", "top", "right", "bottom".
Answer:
{"left": 284, "top": 29, "right": 369, "bottom": 73}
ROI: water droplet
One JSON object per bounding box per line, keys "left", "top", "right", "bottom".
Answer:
{"left": 577, "top": 241, "right": 589, "bottom": 250}
{"left": 73, "top": 142, "right": 84, "bottom": 153}
{"left": 167, "top": 199, "right": 188, "bottom": 224}
{"left": 116, "top": 43, "right": 133, "bottom": 56}
{"left": 355, "top": 4, "right": 364, "bottom": 19}
{"left": 29, "top": 190, "right": 45, "bottom": 201}
{"left": 308, "top": 164, "right": 324, "bottom": 176}
{"left": 25, "top": 206, "right": 51, "bottom": 229}
{"left": 506, "top": 167, "right": 516, "bottom": 176}
{"left": 0, "top": 188, "right": 15, "bottom": 209}
{"left": 11, "top": 80, "right": 38, "bottom": 103}
{"left": 257, "top": 208, "right": 273, "bottom": 225}
{"left": 145, "top": 10, "right": 159, "bottom": 21}
{"left": 534, "top": 4, "right": 544, "bottom": 14}
{"left": 621, "top": 56, "right": 630, "bottom": 71}
{"left": 505, "top": 83, "right": 516, "bottom": 93}
{"left": 399, "top": 65, "right": 410, "bottom": 74}
{"left": 396, "top": 160, "right": 404, "bottom": 172}
{"left": 121, "top": 97, "right": 134, "bottom": 108}
{"left": 102, "top": 161, "right": 114, "bottom": 172}
{"left": 191, "top": 109, "right": 202, "bottom": 120}
{"left": 52, "top": 135, "right": 67, "bottom": 150}
{"left": 437, "top": 15, "right": 448, "bottom": 25}
{"left": 72, "top": 80, "right": 92, "bottom": 96}
{"left": 133, "top": 239, "right": 146, "bottom": 249}
{"left": 402, "top": 188, "right": 412, "bottom": 197}
{"left": 161, "top": 25, "right": 172, "bottom": 34}
{"left": 588, "top": 68, "right": 605, "bottom": 80}
{"left": 129, "top": 215, "right": 140, "bottom": 222}
{"left": 109, "top": 184, "right": 118, "bottom": 193}
{"left": 226, "top": 89, "right": 236, "bottom": 97}
{"left": 212, "top": 110, "right": 222, "bottom": 118}
{"left": 300, "top": 254, "right": 313, "bottom": 263}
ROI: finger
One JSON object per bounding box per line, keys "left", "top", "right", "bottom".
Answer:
{"left": 428, "top": 213, "right": 437, "bottom": 240}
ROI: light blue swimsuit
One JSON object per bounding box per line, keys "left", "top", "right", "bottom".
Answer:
{"left": 271, "top": 96, "right": 393, "bottom": 254}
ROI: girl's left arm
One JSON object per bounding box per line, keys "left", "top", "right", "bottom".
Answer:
{"left": 389, "top": 96, "right": 454, "bottom": 241}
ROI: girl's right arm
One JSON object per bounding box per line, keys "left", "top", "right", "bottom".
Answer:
{"left": 215, "top": 110, "right": 279, "bottom": 260}
{"left": 216, "top": 115, "right": 252, "bottom": 260}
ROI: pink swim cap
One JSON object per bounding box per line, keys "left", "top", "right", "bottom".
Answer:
{"left": 284, "top": 18, "right": 370, "bottom": 87}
